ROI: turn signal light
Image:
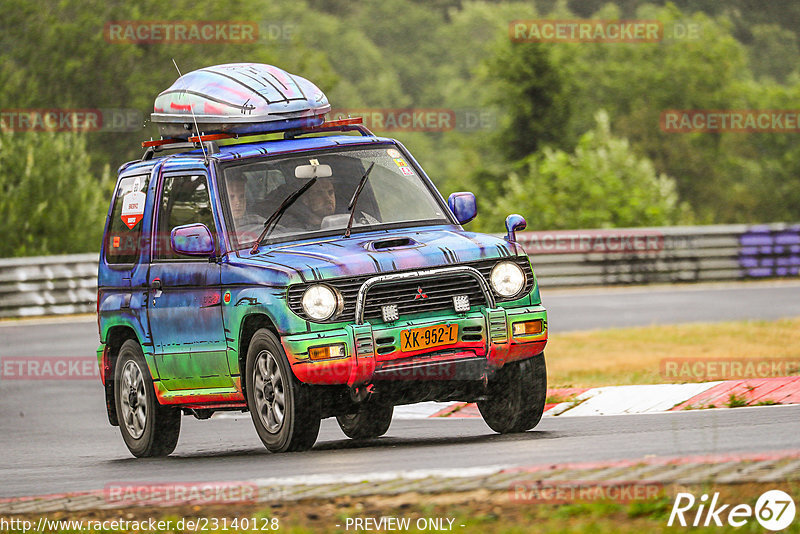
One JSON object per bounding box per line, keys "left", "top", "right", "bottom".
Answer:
{"left": 512, "top": 320, "right": 544, "bottom": 337}
{"left": 308, "top": 344, "right": 346, "bottom": 361}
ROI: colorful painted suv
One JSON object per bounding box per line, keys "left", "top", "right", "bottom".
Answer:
{"left": 97, "top": 63, "right": 548, "bottom": 457}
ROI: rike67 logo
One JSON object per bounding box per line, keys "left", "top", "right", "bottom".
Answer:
{"left": 668, "top": 490, "right": 796, "bottom": 531}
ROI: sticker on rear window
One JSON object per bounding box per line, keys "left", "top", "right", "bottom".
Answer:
{"left": 120, "top": 190, "right": 145, "bottom": 229}
{"left": 387, "top": 148, "right": 401, "bottom": 158}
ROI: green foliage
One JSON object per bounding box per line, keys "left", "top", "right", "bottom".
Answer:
{"left": 467, "top": 111, "right": 691, "bottom": 232}
{"left": 1, "top": 0, "right": 799, "bottom": 257}
{"left": 0, "top": 131, "right": 110, "bottom": 256}
{"left": 486, "top": 41, "right": 572, "bottom": 160}
{"left": 748, "top": 24, "right": 799, "bottom": 83}
{"left": 458, "top": 2, "right": 800, "bottom": 225}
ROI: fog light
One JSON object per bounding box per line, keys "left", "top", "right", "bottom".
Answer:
{"left": 453, "top": 295, "right": 470, "bottom": 313}
{"left": 512, "top": 320, "right": 544, "bottom": 337}
{"left": 308, "top": 343, "right": 346, "bottom": 361}
{"left": 382, "top": 304, "right": 398, "bottom": 322}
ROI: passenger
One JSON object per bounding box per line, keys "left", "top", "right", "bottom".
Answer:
{"left": 227, "top": 174, "right": 265, "bottom": 243}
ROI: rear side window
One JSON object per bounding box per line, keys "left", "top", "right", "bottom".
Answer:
{"left": 154, "top": 175, "right": 216, "bottom": 260}
{"left": 105, "top": 175, "right": 150, "bottom": 265}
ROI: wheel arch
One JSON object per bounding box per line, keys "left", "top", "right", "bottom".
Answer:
{"left": 237, "top": 313, "right": 280, "bottom": 400}
{"left": 103, "top": 325, "right": 141, "bottom": 426}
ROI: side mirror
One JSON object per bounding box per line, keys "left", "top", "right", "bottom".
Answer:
{"left": 171, "top": 223, "right": 215, "bottom": 256}
{"left": 447, "top": 192, "right": 477, "bottom": 225}
{"left": 504, "top": 214, "right": 527, "bottom": 243}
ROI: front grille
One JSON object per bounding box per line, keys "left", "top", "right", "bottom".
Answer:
{"left": 287, "top": 256, "right": 533, "bottom": 323}
{"left": 362, "top": 273, "right": 485, "bottom": 321}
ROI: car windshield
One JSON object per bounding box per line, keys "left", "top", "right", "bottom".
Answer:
{"left": 222, "top": 146, "right": 451, "bottom": 248}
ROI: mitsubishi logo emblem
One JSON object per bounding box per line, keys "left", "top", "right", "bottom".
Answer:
{"left": 414, "top": 287, "right": 428, "bottom": 300}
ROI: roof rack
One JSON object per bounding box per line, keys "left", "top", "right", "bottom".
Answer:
{"left": 283, "top": 118, "right": 374, "bottom": 139}
{"left": 140, "top": 118, "right": 374, "bottom": 160}
{"left": 141, "top": 139, "right": 221, "bottom": 161}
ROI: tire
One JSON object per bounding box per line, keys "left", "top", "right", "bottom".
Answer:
{"left": 478, "top": 353, "right": 547, "bottom": 434}
{"left": 245, "top": 329, "right": 320, "bottom": 452}
{"left": 336, "top": 403, "right": 393, "bottom": 439}
{"left": 114, "top": 339, "right": 181, "bottom": 457}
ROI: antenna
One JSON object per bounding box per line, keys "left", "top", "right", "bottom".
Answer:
{"left": 172, "top": 59, "right": 208, "bottom": 164}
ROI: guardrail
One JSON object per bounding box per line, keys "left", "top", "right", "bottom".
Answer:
{"left": 1, "top": 223, "right": 798, "bottom": 318}
{"left": 521, "top": 223, "right": 799, "bottom": 287}
{"left": 0, "top": 253, "right": 98, "bottom": 318}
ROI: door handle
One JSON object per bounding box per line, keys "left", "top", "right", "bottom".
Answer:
{"left": 151, "top": 278, "right": 162, "bottom": 306}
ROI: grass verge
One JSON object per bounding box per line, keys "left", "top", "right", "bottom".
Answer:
{"left": 3, "top": 483, "right": 798, "bottom": 533}
{"left": 546, "top": 317, "right": 800, "bottom": 387}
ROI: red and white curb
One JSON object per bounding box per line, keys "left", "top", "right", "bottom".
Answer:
{"left": 396, "top": 376, "right": 800, "bottom": 419}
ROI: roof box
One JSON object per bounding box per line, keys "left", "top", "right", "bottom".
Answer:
{"left": 151, "top": 63, "right": 331, "bottom": 138}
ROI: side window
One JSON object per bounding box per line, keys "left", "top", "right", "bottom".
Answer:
{"left": 154, "top": 175, "right": 216, "bottom": 260}
{"left": 106, "top": 175, "right": 150, "bottom": 265}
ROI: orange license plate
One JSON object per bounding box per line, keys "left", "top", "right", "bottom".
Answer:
{"left": 400, "top": 324, "right": 458, "bottom": 352}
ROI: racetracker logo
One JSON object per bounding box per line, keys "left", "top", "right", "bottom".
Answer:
{"left": 0, "top": 109, "right": 142, "bottom": 132}
{"left": 329, "top": 108, "right": 497, "bottom": 132}
{"left": 104, "top": 481, "right": 261, "bottom": 506}
{"left": 668, "top": 490, "right": 796, "bottom": 530}
{"left": 514, "top": 229, "right": 668, "bottom": 254}
{"left": 0, "top": 357, "right": 98, "bottom": 380}
{"left": 661, "top": 358, "right": 800, "bottom": 381}
{"left": 510, "top": 20, "right": 663, "bottom": 43}
{"left": 104, "top": 21, "right": 258, "bottom": 44}
{"left": 510, "top": 481, "right": 663, "bottom": 503}
{"left": 330, "top": 109, "right": 455, "bottom": 132}
{"left": 661, "top": 110, "right": 800, "bottom": 133}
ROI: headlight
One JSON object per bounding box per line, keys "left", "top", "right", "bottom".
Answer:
{"left": 301, "top": 284, "right": 342, "bottom": 320}
{"left": 490, "top": 261, "right": 525, "bottom": 298}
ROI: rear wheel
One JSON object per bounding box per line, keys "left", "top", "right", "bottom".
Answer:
{"left": 245, "top": 329, "right": 320, "bottom": 452}
{"left": 336, "top": 403, "right": 393, "bottom": 439}
{"left": 478, "top": 353, "right": 547, "bottom": 433}
{"left": 114, "top": 339, "right": 181, "bottom": 457}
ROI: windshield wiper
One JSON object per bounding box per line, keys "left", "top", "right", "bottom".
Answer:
{"left": 250, "top": 177, "right": 317, "bottom": 254}
{"left": 343, "top": 162, "right": 375, "bottom": 238}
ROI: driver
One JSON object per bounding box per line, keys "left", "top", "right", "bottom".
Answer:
{"left": 227, "top": 174, "right": 265, "bottom": 243}
{"left": 279, "top": 178, "right": 337, "bottom": 230}
{"left": 299, "top": 179, "right": 336, "bottom": 228}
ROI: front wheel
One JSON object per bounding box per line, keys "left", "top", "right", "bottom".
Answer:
{"left": 245, "top": 329, "right": 320, "bottom": 452}
{"left": 114, "top": 339, "right": 181, "bottom": 457}
{"left": 336, "top": 403, "right": 393, "bottom": 439}
{"left": 478, "top": 354, "right": 547, "bottom": 433}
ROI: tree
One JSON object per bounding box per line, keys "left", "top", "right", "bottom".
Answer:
{"left": 0, "top": 131, "right": 110, "bottom": 256}
{"left": 466, "top": 111, "right": 692, "bottom": 232}
{"left": 485, "top": 40, "right": 572, "bottom": 160}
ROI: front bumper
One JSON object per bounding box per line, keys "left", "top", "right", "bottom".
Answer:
{"left": 283, "top": 305, "right": 547, "bottom": 386}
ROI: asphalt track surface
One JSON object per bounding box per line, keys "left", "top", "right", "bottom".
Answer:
{"left": 1, "top": 281, "right": 800, "bottom": 498}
